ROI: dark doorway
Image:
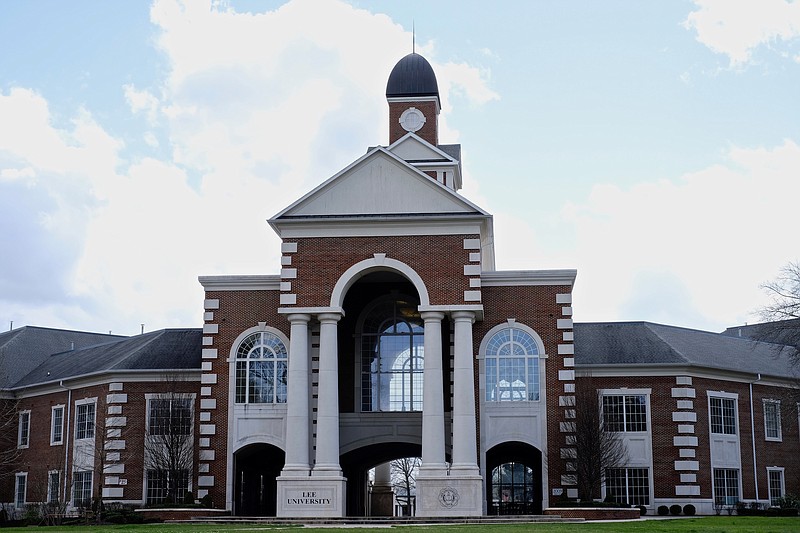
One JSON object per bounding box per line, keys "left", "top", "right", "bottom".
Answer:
{"left": 340, "top": 441, "right": 422, "bottom": 516}
{"left": 233, "top": 443, "right": 284, "bottom": 516}
{"left": 486, "top": 441, "right": 543, "bottom": 515}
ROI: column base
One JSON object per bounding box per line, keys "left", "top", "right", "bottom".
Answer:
{"left": 415, "top": 474, "right": 482, "bottom": 517}
{"left": 370, "top": 485, "right": 395, "bottom": 517}
{"left": 276, "top": 476, "right": 347, "bottom": 517}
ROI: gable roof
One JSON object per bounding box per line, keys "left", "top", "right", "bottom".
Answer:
{"left": 575, "top": 321, "right": 799, "bottom": 381}
{"left": 11, "top": 328, "right": 202, "bottom": 389}
{"left": 270, "top": 146, "right": 488, "bottom": 228}
{"left": 0, "top": 326, "right": 126, "bottom": 389}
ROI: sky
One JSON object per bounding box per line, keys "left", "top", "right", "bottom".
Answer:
{"left": 0, "top": 0, "right": 798, "bottom": 337}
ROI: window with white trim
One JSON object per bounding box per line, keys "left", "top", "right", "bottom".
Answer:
{"left": 72, "top": 470, "right": 92, "bottom": 506}
{"left": 14, "top": 473, "right": 27, "bottom": 508}
{"left": 764, "top": 399, "right": 782, "bottom": 441}
{"left": 17, "top": 411, "right": 30, "bottom": 448}
{"left": 484, "top": 326, "right": 541, "bottom": 402}
{"left": 48, "top": 470, "right": 60, "bottom": 504}
{"left": 713, "top": 468, "right": 739, "bottom": 505}
{"left": 235, "top": 331, "right": 288, "bottom": 404}
{"left": 51, "top": 405, "right": 64, "bottom": 445}
{"left": 360, "top": 297, "right": 424, "bottom": 412}
{"left": 145, "top": 469, "right": 190, "bottom": 505}
{"left": 605, "top": 467, "right": 650, "bottom": 505}
{"left": 75, "top": 401, "right": 96, "bottom": 440}
{"left": 767, "top": 468, "right": 784, "bottom": 506}
{"left": 710, "top": 396, "right": 737, "bottom": 435}
{"left": 602, "top": 395, "right": 647, "bottom": 432}
{"left": 148, "top": 398, "right": 192, "bottom": 436}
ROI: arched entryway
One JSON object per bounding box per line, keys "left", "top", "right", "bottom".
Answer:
{"left": 233, "top": 443, "right": 284, "bottom": 516}
{"left": 340, "top": 442, "right": 423, "bottom": 517}
{"left": 486, "top": 441, "right": 543, "bottom": 515}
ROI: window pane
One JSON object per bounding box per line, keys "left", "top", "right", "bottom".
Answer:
{"left": 52, "top": 407, "right": 64, "bottom": 443}
{"left": 603, "top": 396, "right": 625, "bottom": 432}
{"left": 625, "top": 395, "right": 647, "bottom": 432}
{"left": 768, "top": 470, "right": 783, "bottom": 506}
{"left": 765, "top": 401, "right": 781, "bottom": 439}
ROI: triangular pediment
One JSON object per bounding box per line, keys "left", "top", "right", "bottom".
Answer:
{"left": 273, "top": 148, "right": 485, "bottom": 219}
{"left": 388, "top": 133, "right": 457, "bottom": 162}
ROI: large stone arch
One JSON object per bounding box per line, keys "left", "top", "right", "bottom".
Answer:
{"left": 329, "top": 255, "right": 431, "bottom": 309}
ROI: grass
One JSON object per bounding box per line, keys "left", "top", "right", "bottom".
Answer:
{"left": 0, "top": 517, "right": 798, "bottom": 533}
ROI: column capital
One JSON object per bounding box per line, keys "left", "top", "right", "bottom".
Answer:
{"left": 451, "top": 310, "right": 476, "bottom": 323}
{"left": 419, "top": 310, "right": 445, "bottom": 322}
{"left": 317, "top": 311, "right": 343, "bottom": 324}
{"left": 286, "top": 313, "right": 311, "bottom": 324}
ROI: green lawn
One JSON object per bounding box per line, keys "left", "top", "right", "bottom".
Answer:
{"left": 1, "top": 517, "right": 798, "bottom": 533}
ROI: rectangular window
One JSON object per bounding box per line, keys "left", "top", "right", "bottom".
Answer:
{"left": 768, "top": 468, "right": 784, "bottom": 506}
{"left": 145, "top": 469, "right": 190, "bottom": 505}
{"left": 75, "top": 402, "right": 95, "bottom": 440}
{"left": 51, "top": 405, "right": 64, "bottom": 445}
{"left": 14, "top": 473, "right": 27, "bottom": 508}
{"left": 764, "top": 400, "right": 782, "bottom": 441}
{"left": 710, "top": 397, "right": 737, "bottom": 435}
{"left": 148, "top": 398, "right": 192, "bottom": 436}
{"left": 48, "top": 471, "right": 60, "bottom": 504}
{"left": 602, "top": 395, "right": 647, "bottom": 432}
{"left": 713, "top": 468, "right": 739, "bottom": 505}
{"left": 72, "top": 470, "right": 93, "bottom": 506}
{"left": 605, "top": 467, "right": 650, "bottom": 505}
{"left": 17, "top": 411, "right": 30, "bottom": 448}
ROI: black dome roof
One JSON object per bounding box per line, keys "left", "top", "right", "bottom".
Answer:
{"left": 386, "top": 53, "right": 440, "bottom": 101}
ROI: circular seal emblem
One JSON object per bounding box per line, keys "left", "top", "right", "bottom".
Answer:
{"left": 438, "top": 486, "right": 460, "bottom": 508}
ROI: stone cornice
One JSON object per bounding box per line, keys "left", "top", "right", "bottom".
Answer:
{"left": 199, "top": 275, "right": 281, "bottom": 291}
{"left": 481, "top": 269, "right": 577, "bottom": 287}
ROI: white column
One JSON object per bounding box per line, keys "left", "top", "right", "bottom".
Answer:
{"left": 374, "top": 462, "right": 392, "bottom": 486}
{"left": 451, "top": 311, "right": 479, "bottom": 474}
{"left": 419, "top": 311, "right": 446, "bottom": 474}
{"left": 281, "top": 313, "right": 311, "bottom": 476}
{"left": 313, "top": 312, "right": 343, "bottom": 476}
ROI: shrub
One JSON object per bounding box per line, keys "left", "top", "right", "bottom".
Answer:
{"left": 670, "top": 504, "right": 682, "bottom": 515}
{"left": 683, "top": 504, "right": 696, "bottom": 516}
{"left": 199, "top": 494, "right": 213, "bottom": 508}
{"left": 183, "top": 491, "right": 195, "bottom": 505}
{"left": 657, "top": 505, "right": 669, "bottom": 516}
{"left": 638, "top": 505, "right": 647, "bottom": 516}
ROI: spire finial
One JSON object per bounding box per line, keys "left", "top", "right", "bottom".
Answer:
{"left": 412, "top": 21, "right": 415, "bottom": 54}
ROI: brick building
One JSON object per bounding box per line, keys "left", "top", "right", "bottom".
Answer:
{"left": 1, "top": 52, "right": 798, "bottom": 518}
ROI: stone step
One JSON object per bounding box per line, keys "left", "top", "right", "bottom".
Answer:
{"left": 174, "top": 515, "right": 585, "bottom": 525}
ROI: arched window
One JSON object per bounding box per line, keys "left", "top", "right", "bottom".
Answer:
{"left": 484, "top": 326, "right": 540, "bottom": 402}
{"left": 235, "top": 331, "right": 288, "bottom": 404}
{"left": 360, "top": 297, "right": 424, "bottom": 412}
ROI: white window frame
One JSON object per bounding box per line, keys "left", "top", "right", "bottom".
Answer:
{"left": 17, "top": 410, "right": 30, "bottom": 449}
{"left": 763, "top": 399, "right": 782, "bottom": 442}
{"left": 47, "top": 470, "right": 60, "bottom": 504}
{"left": 479, "top": 321, "right": 546, "bottom": 404}
{"left": 71, "top": 470, "right": 93, "bottom": 506}
{"left": 74, "top": 398, "right": 97, "bottom": 441}
{"left": 15, "top": 472, "right": 27, "bottom": 508}
{"left": 708, "top": 393, "right": 738, "bottom": 436}
{"left": 51, "top": 404, "right": 65, "bottom": 446}
{"left": 600, "top": 391, "right": 650, "bottom": 433}
{"left": 767, "top": 467, "right": 785, "bottom": 507}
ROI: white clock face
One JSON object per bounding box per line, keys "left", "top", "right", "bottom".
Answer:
{"left": 399, "top": 107, "right": 426, "bottom": 132}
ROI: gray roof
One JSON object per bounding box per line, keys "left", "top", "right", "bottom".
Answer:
{"left": 386, "top": 53, "right": 440, "bottom": 102}
{"left": 437, "top": 144, "right": 461, "bottom": 162}
{"left": 575, "top": 321, "right": 799, "bottom": 380}
{"left": 9, "top": 328, "right": 202, "bottom": 388}
{"left": 0, "top": 327, "right": 126, "bottom": 389}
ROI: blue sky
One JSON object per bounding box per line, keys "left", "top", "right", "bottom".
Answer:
{"left": 1, "top": 0, "right": 798, "bottom": 336}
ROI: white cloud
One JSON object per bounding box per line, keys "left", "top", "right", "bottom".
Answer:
{"left": 3, "top": 0, "right": 500, "bottom": 335}
{"left": 561, "top": 139, "right": 800, "bottom": 331}
{"left": 684, "top": 0, "right": 800, "bottom": 66}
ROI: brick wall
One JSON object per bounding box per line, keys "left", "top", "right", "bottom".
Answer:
{"left": 388, "top": 100, "right": 439, "bottom": 145}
